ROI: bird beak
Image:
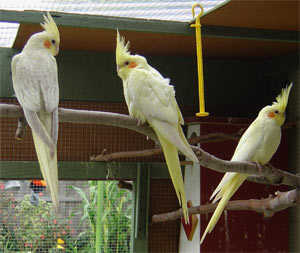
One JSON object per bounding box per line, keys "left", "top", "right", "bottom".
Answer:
{"left": 117, "top": 64, "right": 120, "bottom": 72}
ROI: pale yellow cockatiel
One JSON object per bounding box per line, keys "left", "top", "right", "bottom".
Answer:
{"left": 11, "top": 13, "right": 60, "bottom": 214}
{"left": 116, "top": 31, "right": 199, "bottom": 222}
{"left": 200, "top": 83, "right": 293, "bottom": 243}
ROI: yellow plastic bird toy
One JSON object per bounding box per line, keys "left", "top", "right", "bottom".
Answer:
{"left": 191, "top": 3, "right": 209, "bottom": 117}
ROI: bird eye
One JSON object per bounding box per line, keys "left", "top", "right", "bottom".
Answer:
{"left": 275, "top": 110, "right": 279, "bottom": 114}
{"left": 51, "top": 39, "right": 56, "bottom": 44}
{"left": 125, "top": 61, "right": 129, "bottom": 66}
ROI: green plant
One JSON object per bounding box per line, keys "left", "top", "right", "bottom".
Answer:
{"left": 0, "top": 192, "right": 76, "bottom": 252}
{"left": 70, "top": 181, "right": 132, "bottom": 253}
{"left": 101, "top": 181, "right": 131, "bottom": 253}
{"left": 0, "top": 191, "right": 18, "bottom": 252}
{"left": 0, "top": 181, "right": 131, "bottom": 252}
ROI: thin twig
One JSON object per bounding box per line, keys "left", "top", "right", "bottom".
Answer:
{"left": 91, "top": 148, "right": 163, "bottom": 161}
{"left": 151, "top": 189, "right": 300, "bottom": 223}
{"left": 188, "top": 129, "right": 245, "bottom": 145}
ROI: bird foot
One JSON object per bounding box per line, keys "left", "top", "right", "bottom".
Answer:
{"left": 250, "top": 161, "right": 264, "bottom": 175}
{"left": 136, "top": 118, "right": 141, "bottom": 126}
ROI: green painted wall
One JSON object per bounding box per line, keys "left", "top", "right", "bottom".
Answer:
{"left": 0, "top": 48, "right": 16, "bottom": 98}
{"left": 0, "top": 48, "right": 298, "bottom": 118}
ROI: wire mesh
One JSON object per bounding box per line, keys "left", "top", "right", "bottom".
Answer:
{"left": 0, "top": 98, "right": 197, "bottom": 162}
{"left": 0, "top": 23, "right": 19, "bottom": 48}
{"left": 0, "top": 98, "right": 198, "bottom": 251}
{"left": 149, "top": 179, "right": 181, "bottom": 252}
{"left": 0, "top": 0, "right": 225, "bottom": 22}
{"left": 0, "top": 180, "right": 132, "bottom": 252}
{"left": 0, "top": 98, "right": 159, "bottom": 162}
{"left": 0, "top": 0, "right": 227, "bottom": 47}
{"left": 0, "top": 1, "right": 205, "bottom": 250}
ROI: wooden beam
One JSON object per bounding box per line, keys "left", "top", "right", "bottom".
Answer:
{"left": 0, "top": 9, "right": 193, "bottom": 36}
{"left": 0, "top": 161, "right": 170, "bottom": 180}
{"left": 202, "top": 25, "right": 299, "bottom": 44}
{"left": 0, "top": 9, "right": 299, "bottom": 43}
{"left": 131, "top": 163, "right": 149, "bottom": 252}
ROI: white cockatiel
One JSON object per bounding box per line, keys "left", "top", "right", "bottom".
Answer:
{"left": 11, "top": 13, "right": 60, "bottom": 214}
{"left": 200, "top": 83, "right": 293, "bottom": 243}
{"left": 116, "top": 31, "right": 199, "bottom": 223}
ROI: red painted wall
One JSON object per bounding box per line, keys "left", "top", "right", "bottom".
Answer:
{"left": 199, "top": 121, "right": 289, "bottom": 252}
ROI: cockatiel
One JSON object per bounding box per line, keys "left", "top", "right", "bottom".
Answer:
{"left": 11, "top": 13, "right": 60, "bottom": 214}
{"left": 116, "top": 31, "right": 199, "bottom": 222}
{"left": 200, "top": 83, "right": 293, "bottom": 243}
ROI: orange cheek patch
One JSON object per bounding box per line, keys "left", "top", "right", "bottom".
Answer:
{"left": 129, "top": 62, "right": 137, "bottom": 68}
{"left": 268, "top": 112, "right": 275, "bottom": 118}
{"left": 43, "top": 40, "right": 51, "bottom": 48}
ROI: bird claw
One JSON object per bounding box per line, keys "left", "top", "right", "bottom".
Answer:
{"left": 136, "top": 118, "right": 141, "bottom": 126}
{"left": 250, "top": 161, "right": 264, "bottom": 175}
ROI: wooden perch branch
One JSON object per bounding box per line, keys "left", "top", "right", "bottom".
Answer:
{"left": 92, "top": 146, "right": 300, "bottom": 188}
{"left": 193, "top": 147, "right": 300, "bottom": 188}
{"left": 152, "top": 189, "right": 300, "bottom": 223}
{"left": 1, "top": 103, "right": 299, "bottom": 188}
{"left": 90, "top": 130, "right": 244, "bottom": 161}
{"left": 0, "top": 103, "right": 158, "bottom": 143}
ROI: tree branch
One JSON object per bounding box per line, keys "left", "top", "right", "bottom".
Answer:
{"left": 1, "top": 103, "right": 299, "bottom": 188}
{"left": 90, "top": 129, "right": 245, "bottom": 161}
{"left": 0, "top": 103, "right": 159, "bottom": 143}
{"left": 151, "top": 189, "right": 300, "bottom": 223}
{"left": 193, "top": 147, "right": 300, "bottom": 188}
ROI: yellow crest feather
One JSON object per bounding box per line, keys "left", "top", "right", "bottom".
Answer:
{"left": 116, "top": 30, "right": 130, "bottom": 65}
{"left": 41, "top": 12, "right": 60, "bottom": 43}
{"left": 273, "top": 83, "right": 293, "bottom": 112}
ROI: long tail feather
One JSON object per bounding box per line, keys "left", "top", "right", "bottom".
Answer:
{"left": 24, "top": 109, "right": 55, "bottom": 153}
{"left": 210, "top": 172, "right": 237, "bottom": 203}
{"left": 152, "top": 120, "right": 198, "bottom": 163}
{"left": 32, "top": 112, "right": 59, "bottom": 214}
{"left": 200, "top": 173, "right": 248, "bottom": 244}
{"left": 177, "top": 123, "right": 199, "bottom": 163}
{"left": 154, "top": 129, "right": 189, "bottom": 223}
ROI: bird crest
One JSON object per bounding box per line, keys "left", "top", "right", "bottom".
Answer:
{"left": 116, "top": 30, "right": 131, "bottom": 65}
{"left": 41, "top": 12, "right": 60, "bottom": 43}
{"left": 272, "top": 83, "right": 293, "bottom": 112}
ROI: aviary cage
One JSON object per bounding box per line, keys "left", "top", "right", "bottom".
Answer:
{"left": 0, "top": 0, "right": 299, "bottom": 252}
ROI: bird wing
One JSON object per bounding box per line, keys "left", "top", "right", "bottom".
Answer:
{"left": 127, "top": 69, "right": 179, "bottom": 125}
{"left": 127, "top": 68, "right": 198, "bottom": 162}
{"left": 231, "top": 119, "right": 264, "bottom": 162}
{"left": 12, "top": 54, "right": 42, "bottom": 112}
{"left": 12, "top": 53, "right": 59, "bottom": 151}
{"left": 11, "top": 53, "right": 59, "bottom": 113}
{"left": 210, "top": 119, "right": 264, "bottom": 202}
{"left": 40, "top": 56, "right": 59, "bottom": 113}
